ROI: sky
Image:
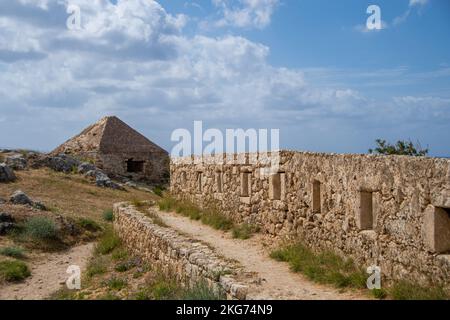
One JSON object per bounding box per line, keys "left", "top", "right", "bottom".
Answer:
{"left": 0, "top": 0, "right": 449, "bottom": 156}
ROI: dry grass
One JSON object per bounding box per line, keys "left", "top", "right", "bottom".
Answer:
{"left": 0, "top": 168, "right": 157, "bottom": 222}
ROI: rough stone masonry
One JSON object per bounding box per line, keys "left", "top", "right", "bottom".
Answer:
{"left": 170, "top": 151, "right": 450, "bottom": 288}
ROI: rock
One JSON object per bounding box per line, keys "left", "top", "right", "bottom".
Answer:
{"left": 96, "top": 173, "right": 124, "bottom": 190}
{"left": 5, "top": 154, "right": 27, "bottom": 170}
{"left": 0, "top": 212, "right": 14, "bottom": 223}
{"left": 0, "top": 197, "right": 6, "bottom": 205}
{"left": 77, "top": 162, "right": 97, "bottom": 174}
{"left": 0, "top": 213, "right": 15, "bottom": 235}
{"left": 9, "top": 190, "right": 33, "bottom": 206}
{"left": 44, "top": 154, "right": 81, "bottom": 173}
{"left": 0, "top": 163, "right": 16, "bottom": 182}
{"left": 125, "top": 181, "right": 138, "bottom": 188}
{"left": 33, "top": 201, "right": 47, "bottom": 211}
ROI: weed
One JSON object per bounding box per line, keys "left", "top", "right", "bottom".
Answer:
{"left": 0, "top": 247, "right": 26, "bottom": 259}
{"left": 0, "top": 260, "right": 31, "bottom": 282}
{"left": 86, "top": 256, "right": 109, "bottom": 278}
{"left": 389, "top": 280, "right": 448, "bottom": 300}
{"left": 106, "top": 277, "right": 127, "bottom": 290}
{"left": 77, "top": 218, "right": 102, "bottom": 232}
{"left": 24, "top": 216, "right": 58, "bottom": 240}
{"left": 95, "top": 227, "right": 121, "bottom": 255}
{"left": 232, "top": 223, "right": 258, "bottom": 239}
{"left": 103, "top": 208, "right": 114, "bottom": 222}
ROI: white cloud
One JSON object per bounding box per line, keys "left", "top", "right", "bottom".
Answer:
{"left": 212, "top": 0, "right": 279, "bottom": 29}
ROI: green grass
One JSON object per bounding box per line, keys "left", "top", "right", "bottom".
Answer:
{"left": 95, "top": 227, "right": 121, "bottom": 255}
{"left": 0, "top": 260, "right": 31, "bottom": 282}
{"left": 145, "top": 210, "right": 167, "bottom": 227}
{"left": 232, "top": 223, "right": 259, "bottom": 240}
{"left": 86, "top": 256, "right": 109, "bottom": 278}
{"left": 181, "top": 280, "right": 225, "bottom": 300}
{"left": 153, "top": 186, "right": 165, "bottom": 197}
{"left": 158, "top": 196, "right": 234, "bottom": 232}
{"left": 111, "top": 248, "right": 128, "bottom": 261}
{"left": 131, "top": 199, "right": 146, "bottom": 208}
{"left": 270, "top": 242, "right": 366, "bottom": 289}
{"left": 77, "top": 218, "right": 102, "bottom": 232}
{"left": 0, "top": 246, "right": 26, "bottom": 259}
{"left": 103, "top": 208, "right": 114, "bottom": 222}
{"left": 389, "top": 280, "right": 448, "bottom": 300}
{"left": 24, "top": 216, "right": 58, "bottom": 240}
{"left": 106, "top": 277, "right": 127, "bottom": 290}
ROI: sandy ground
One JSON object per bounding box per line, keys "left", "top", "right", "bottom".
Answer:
{"left": 158, "top": 210, "right": 368, "bottom": 300}
{"left": 0, "top": 243, "right": 94, "bottom": 300}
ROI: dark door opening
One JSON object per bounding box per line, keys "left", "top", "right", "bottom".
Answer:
{"left": 127, "top": 159, "right": 144, "bottom": 173}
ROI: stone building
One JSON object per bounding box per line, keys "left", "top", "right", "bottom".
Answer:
{"left": 170, "top": 151, "right": 450, "bottom": 287}
{"left": 52, "top": 116, "right": 169, "bottom": 183}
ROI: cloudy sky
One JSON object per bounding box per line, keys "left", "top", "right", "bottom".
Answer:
{"left": 0, "top": 0, "right": 449, "bottom": 156}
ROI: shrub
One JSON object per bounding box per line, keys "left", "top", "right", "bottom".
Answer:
{"left": 77, "top": 218, "right": 102, "bottom": 232}
{"left": 0, "top": 247, "right": 26, "bottom": 259}
{"left": 389, "top": 280, "right": 448, "bottom": 300}
{"left": 103, "top": 209, "right": 114, "bottom": 222}
{"left": 0, "top": 260, "right": 31, "bottom": 282}
{"left": 201, "top": 210, "right": 233, "bottom": 231}
{"left": 24, "top": 216, "right": 58, "bottom": 240}
{"left": 111, "top": 248, "right": 128, "bottom": 261}
{"left": 158, "top": 196, "right": 177, "bottom": 212}
{"left": 95, "top": 228, "right": 121, "bottom": 255}
{"left": 369, "top": 139, "right": 428, "bottom": 156}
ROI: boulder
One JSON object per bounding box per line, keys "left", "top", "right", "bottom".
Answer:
{"left": 5, "top": 154, "right": 27, "bottom": 170}
{"left": 9, "top": 190, "right": 33, "bottom": 206}
{"left": 44, "top": 154, "right": 81, "bottom": 173}
{"left": 96, "top": 173, "right": 124, "bottom": 190}
{"left": 77, "top": 162, "right": 97, "bottom": 174}
{"left": 0, "top": 163, "right": 16, "bottom": 182}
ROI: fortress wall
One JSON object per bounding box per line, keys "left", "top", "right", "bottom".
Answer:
{"left": 170, "top": 151, "right": 450, "bottom": 287}
{"left": 113, "top": 202, "right": 248, "bottom": 299}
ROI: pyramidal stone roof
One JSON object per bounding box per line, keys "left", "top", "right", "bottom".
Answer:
{"left": 52, "top": 116, "right": 167, "bottom": 155}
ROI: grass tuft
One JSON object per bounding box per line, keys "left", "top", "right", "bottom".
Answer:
{"left": 0, "top": 247, "right": 26, "bottom": 259}
{"left": 24, "top": 216, "right": 58, "bottom": 240}
{"left": 77, "top": 218, "right": 102, "bottom": 232}
{"left": 232, "top": 223, "right": 259, "bottom": 240}
{"left": 270, "top": 242, "right": 366, "bottom": 289}
{"left": 102, "top": 209, "right": 114, "bottom": 222}
{"left": 106, "top": 277, "right": 127, "bottom": 291}
{"left": 95, "top": 227, "right": 121, "bottom": 255}
{"left": 389, "top": 280, "right": 448, "bottom": 300}
{"left": 0, "top": 260, "right": 31, "bottom": 282}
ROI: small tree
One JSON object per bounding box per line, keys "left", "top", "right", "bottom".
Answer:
{"left": 368, "top": 139, "right": 429, "bottom": 157}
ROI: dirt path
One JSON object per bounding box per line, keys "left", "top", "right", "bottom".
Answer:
{"left": 158, "top": 211, "right": 368, "bottom": 300}
{"left": 0, "top": 243, "right": 94, "bottom": 300}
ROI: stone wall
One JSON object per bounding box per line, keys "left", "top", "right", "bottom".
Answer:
{"left": 170, "top": 151, "right": 450, "bottom": 288}
{"left": 113, "top": 202, "right": 248, "bottom": 299}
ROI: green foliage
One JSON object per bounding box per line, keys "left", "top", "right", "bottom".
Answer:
{"left": 371, "top": 288, "right": 388, "bottom": 300}
{"left": 270, "top": 242, "right": 366, "bottom": 289}
{"left": 232, "top": 223, "right": 259, "bottom": 240}
{"left": 111, "top": 248, "right": 128, "bottom": 261}
{"left": 24, "top": 216, "right": 58, "bottom": 240}
{"left": 86, "top": 256, "right": 109, "bottom": 278}
{"left": 103, "top": 209, "right": 114, "bottom": 222}
{"left": 389, "top": 280, "right": 448, "bottom": 300}
{"left": 153, "top": 185, "right": 165, "bottom": 197}
{"left": 106, "top": 277, "right": 127, "bottom": 290}
{"left": 95, "top": 227, "right": 121, "bottom": 255}
{"left": 77, "top": 218, "right": 102, "bottom": 232}
{"left": 0, "top": 260, "right": 31, "bottom": 282}
{"left": 131, "top": 199, "right": 146, "bottom": 208}
{"left": 369, "top": 139, "right": 429, "bottom": 156}
{"left": 200, "top": 209, "right": 233, "bottom": 231}
{"left": 181, "top": 280, "right": 225, "bottom": 300}
{"left": 0, "top": 247, "right": 26, "bottom": 259}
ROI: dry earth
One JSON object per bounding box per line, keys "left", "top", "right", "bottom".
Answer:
{"left": 0, "top": 243, "right": 94, "bottom": 300}
{"left": 158, "top": 210, "right": 368, "bottom": 300}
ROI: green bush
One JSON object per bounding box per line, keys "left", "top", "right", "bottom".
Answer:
{"left": 153, "top": 186, "right": 165, "bottom": 197}
{"left": 95, "top": 228, "right": 121, "bottom": 255}
{"left": 103, "top": 209, "right": 114, "bottom": 222}
{"left": 0, "top": 247, "right": 26, "bottom": 259}
{"left": 24, "top": 216, "right": 58, "bottom": 240}
{"left": 0, "top": 260, "right": 31, "bottom": 282}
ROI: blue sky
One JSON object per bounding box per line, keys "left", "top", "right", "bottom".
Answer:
{"left": 0, "top": 0, "right": 449, "bottom": 156}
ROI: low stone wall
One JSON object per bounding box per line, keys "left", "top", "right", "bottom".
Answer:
{"left": 113, "top": 202, "right": 248, "bottom": 299}
{"left": 170, "top": 151, "right": 450, "bottom": 288}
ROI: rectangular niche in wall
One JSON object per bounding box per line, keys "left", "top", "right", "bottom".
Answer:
{"left": 312, "top": 180, "right": 321, "bottom": 213}
{"left": 197, "top": 172, "right": 203, "bottom": 193}
{"left": 240, "top": 172, "right": 251, "bottom": 197}
{"left": 127, "top": 159, "right": 144, "bottom": 173}
{"left": 358, "top": 191, "right": 374, "bottom": 230}
{"left": 424, "top": 205, "right": 450, "bottom": 253}
{"left": 270, "top": 172, "right": 285, "bottom": 200}
{"left": 215, "top": 171, "right": 223, "bottom": 193}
